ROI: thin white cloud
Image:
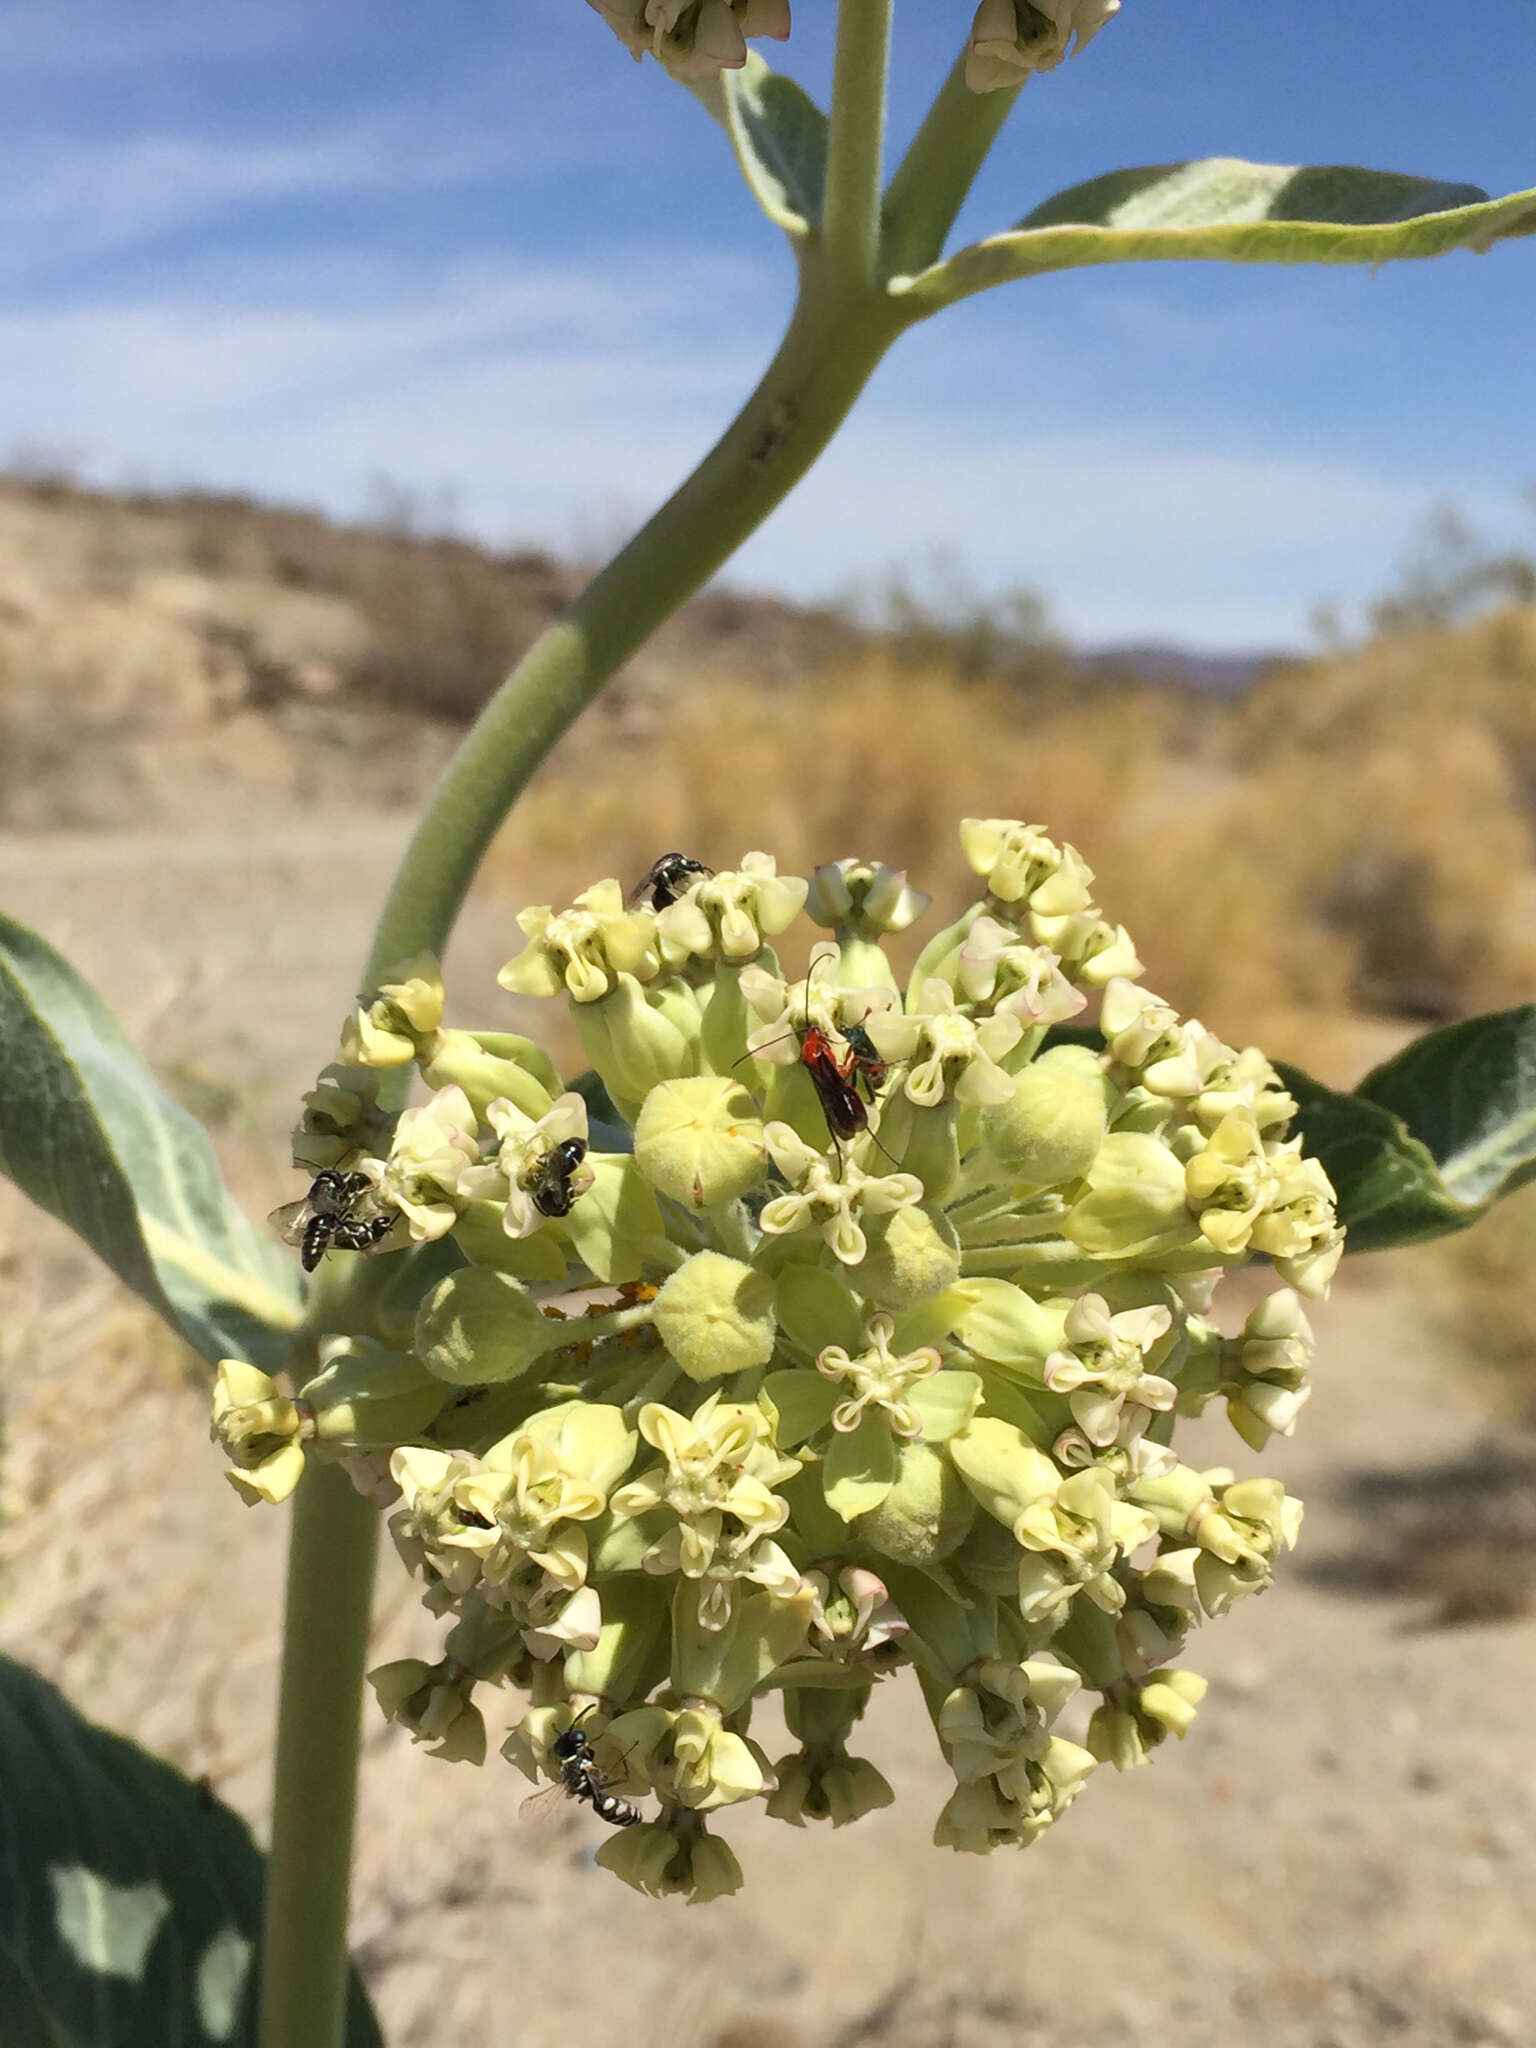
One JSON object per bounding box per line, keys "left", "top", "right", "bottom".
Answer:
{"left": 0, "top": 247, "right": 1511, "bottom": 649}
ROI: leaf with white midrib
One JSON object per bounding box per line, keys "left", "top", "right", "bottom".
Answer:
{"left": 0, "top": 1656, "right": 382, "bottom": 2046}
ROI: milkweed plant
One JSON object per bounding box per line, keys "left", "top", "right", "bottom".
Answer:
{"left": 4, "top": 4, "right": 1536, "bottom": 2046}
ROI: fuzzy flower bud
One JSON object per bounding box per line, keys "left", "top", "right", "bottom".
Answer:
{"left": 298, "top": 1342, "right": 448, "bottom": 1447}
{"left": 980, "top": 1043, "right": 1113, "bottom": 1185}
{"left": 633, "top": 1075, "right": 766, "bottom": 1210}
{"left": 652, "top": 1251, "right": 776, "bottom": 1381}
{"left": 855, "top": 1201, "right": 962, "bottom": 1310}
{"left": 849, "top": 1440, "right": 976, "bottom": 1566}
{"left": 415, "top": 1267, "right": 574, "bottom": 1386}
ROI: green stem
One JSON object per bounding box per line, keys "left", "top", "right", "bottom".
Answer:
{"left": 364, "top": 278, "right": 906, "bottom": 985}
{"left": 881, "top": 45, "right": 1023, "bottom": 281}
{"left": 259, "top": 1460, "right": 379, "bottom": 2048}
{"left": 821, "top": 0, "right": 893, "bottom": 289}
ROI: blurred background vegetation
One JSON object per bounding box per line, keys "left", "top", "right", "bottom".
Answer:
{"left": 3, "top": 461, "right": 1534, "bottom": 1460}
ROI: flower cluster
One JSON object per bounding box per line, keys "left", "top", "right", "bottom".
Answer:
{"left": 214, "top": 825, "right": 1340, "bottom": 1901}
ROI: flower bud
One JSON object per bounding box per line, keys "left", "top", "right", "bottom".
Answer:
{"left": 1064, "top": 1132, "right": 1200, "bottom": 1261}
{"left": 652, "top": 1252, "right": 776, "bottom": 1382}
{"left": 414, "top": 1267, "right": 572, "bottom": 1386}
{"left": 299, "top": 1342, "right": 447, "bottom": 1446}
{"left": 856, "top": 1202, "right": 961, "bottom": 1311}
{"left": 418, "top": 1029, "right": 557, "bottom": 1124}
{"left": 948, "top": 1416, "right": 1059, "bottom": 1533}
{"left": 573, "top": 973, "right": 698, "bottom": 1107}
{"left": 980, "top": 1044, "right": 1113, "bottom": 1186}
{"left": 854, "top": 1441, "right": 975, "bottom": 1568}
{"left": 633, "top": 1075, "right": 766, "bottom": 1210}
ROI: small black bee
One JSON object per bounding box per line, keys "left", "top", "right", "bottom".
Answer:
{"left": 525, "top": 1137, "right": 589, "bottom": 1219}
{"left": 634, "top": 851, "right": 714, "bottom": 910}
{"left": 549, "top": 1721, "right": 641, "bottom": 1829}
{"left": 269, "top": 1168, "right": 394, "bottom": 1273}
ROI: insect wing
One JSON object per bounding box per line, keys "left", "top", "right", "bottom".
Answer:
{"left": 267, "top": 1195, "right": 316, "bottom": 1248}
{"left": 518, "top": 1779, "right": 576, "bottom": 1833}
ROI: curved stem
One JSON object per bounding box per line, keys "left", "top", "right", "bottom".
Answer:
{"left": 259, "top": 1460, "right": 379, "bottom": 2048}
{"left": 881, "top": 45, "right": 1023, "bottom": 281}
{"left": 364, "top": 278, "right": 907, "bottom": 983}
{"left": 821, "top": 0, "right": 893, "bottom": 290}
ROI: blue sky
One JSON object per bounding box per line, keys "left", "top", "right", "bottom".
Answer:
{"left": 3, "top": 1, "right": 1534, "bottom": 648}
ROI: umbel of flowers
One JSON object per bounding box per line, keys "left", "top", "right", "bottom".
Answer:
{"left": 213, "top": 822, "right": 1340, "bottom": 1902}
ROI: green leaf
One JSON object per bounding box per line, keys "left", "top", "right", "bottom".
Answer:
{"left": 893, "top": 157, "right": 1536, "bottom": 310}
{"left": 761, "top": 1367, "right": 838, "bottom": 1447}
{"left": 908, "top": 1369, "right": 984, "bottom": 1445}
{"left": 822, "top": 1414, "right": 899, "bottom": 1521}
{"left": 721, "top": 50, "right": 828, "bottom": 240}
{"left": 1280, "top": 1008, "right": 1536, "bottom": 1251}
{"left": 773, "top": 1263, "right": 863, "bottom": 1359}
{"left": 1354, "top": 1008, "right": 1536, "bottom": 1208}
{"left": 0, "top": 910, "right": 300, "bottom": 1367}
{"left": 0, "top": 1655, "right": 381, "bottom": 2047}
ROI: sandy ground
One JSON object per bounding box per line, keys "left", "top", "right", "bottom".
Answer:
{"left": 2, "top": 817, "right": 1535, "bottom": 2048}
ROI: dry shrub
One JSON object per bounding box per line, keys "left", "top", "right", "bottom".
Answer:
{"left": 486, "top": 615, "right": 1536, "bottom": 1070}
{"left": 488, "top": 654, "right": 1176, "bottom": 972}
{"left": 487, "top": 654, "right": 1360, "bottom": 1055}
{"left": 1425, "top": 1180, "right": 1536, "bottom": 1426}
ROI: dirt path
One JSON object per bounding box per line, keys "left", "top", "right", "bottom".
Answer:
{"left": 2, "top": 819, "right": 1533, "bottom": 2048}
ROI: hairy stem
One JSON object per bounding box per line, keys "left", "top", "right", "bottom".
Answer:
{"left": 821, "top": 0, "right": 893, "bottom": 290}
{"left": 259, "top": 1460, "right": 379, "bottom": 2048}
{"left": 363, "top": 276, "right": 906, "bottom": 984}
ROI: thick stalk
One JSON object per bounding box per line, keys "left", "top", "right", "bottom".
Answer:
{"left": 364, "top": 278, "right": 907, "bottom": 982}
{"left": 820, "top": 0, "right": 892, "bottom": 289}
{"left": 259, "top": 1459, "right": 379, "bottom": 2048}
{"left": 881, "top": 46, "right": 1023, "bottom": 281}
